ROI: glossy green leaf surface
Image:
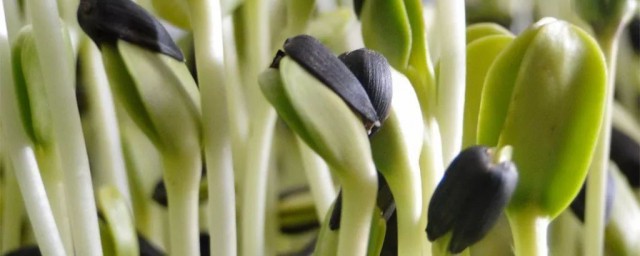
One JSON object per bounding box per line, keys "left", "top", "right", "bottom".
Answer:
{"left": 463, "top": 35, "right": 513, "bottom": 148}
{"left": 477, "top": 19, "right": 552, "bottom": 146}
{"left": 480, "top": 19, "right": 607, "bottom": 217}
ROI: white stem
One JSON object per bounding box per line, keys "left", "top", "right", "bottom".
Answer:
{"left": 3, "top": 0, "right": 22, "bottom": 41}
{"left": 336, "top": 169, "right": 377, "bottom": 256}
{"left": 12, "top": 148, "right": 68, "bottom": 256}
{"left": 240, "top": 116, "right": 276, "bottom": 256}
{"left": 1, "top": 12, "right": 66, "bottom": 255}
{"left": 163, "top": 154, "right": 201, "bottom": 256}
{"left": 420, "top": 119, "right": 445, "bottom": 253}
{"left": 240, "top": 0, "right": 278, "bottom": 255}
{"left": 297, "top": 136, "right": 336, "bottom": 221}
{"left": 81, "top": 41, "right": 132, "bottom": 207}
{"left": 435, "top": 0, "right": 466, "bottom": 166}
{"left": 28, "top": 0, "right": 102, "bottom": 254}
{"left": 185, "top": 0, "right": 238, "bottom": 255}
{"left": 388, "top": 173, "right": 424, "bottom": 256}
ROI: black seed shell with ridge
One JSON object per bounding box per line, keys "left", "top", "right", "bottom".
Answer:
{"left": 77, "top": 0, "right": 184, "bottom": 61}
{"left": 426, "top": 146, "right": 518, "bottom": 253}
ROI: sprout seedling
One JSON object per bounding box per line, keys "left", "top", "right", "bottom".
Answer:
{"left": 78, "top": 1, "right": 203, "bottom": 255}
{"left": 478, "top": 18, "right": 607, "bottom": 255}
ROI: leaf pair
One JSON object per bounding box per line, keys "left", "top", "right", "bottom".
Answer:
{"left": 476, "top": 18, "right": 607, "bottom": 218}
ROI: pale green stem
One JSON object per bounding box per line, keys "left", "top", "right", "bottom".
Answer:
{"left": 185, "top": 0, "right": 238, "bottom": 255}
{"left": 35, "top": 148, "right": 73, "bottom": 255}
{"left": 163, "top": 154, "right": 202, "bottom": 256}
{"left": 435, "top": 0, "right": 466, "bottom": 166}
{"left": 1, "top": 15, "right": 66, "bottom": 255}
{"left": 584, "top": 31, "right": 623, "bottom": 256}
{"left": 387, "top": 171, "right": 424, "bottom": 256}
{"left": 420, "top": 119, "right": 445, "bottom": 256}
{"left": 3, "top": 0, "right": 22, "bottom": 42}
{"left": 27, "top": 0, "right": 102, "bottom": 254}
{"left": 11, "top": 148, "right": 67, "bottom": 256}
{"left": 240, "top": 0, "right": 278, "bottom": 255}
{"left": 240, "top": 115, "right": 276, "bottom": 256}
{"left": 296, "top": 136, "right": 336, "bottom": 221}
{"left": 1, "top": 161, "right": 24, "bottom": 253}
{"left": 507, "top": 211, "right": 549, "bottom": 256}
{"left": 336, "top": 169, "right": 377, "bottom": 256}
{"left": 80, "top": 41, "right": 131, "bottom": 208}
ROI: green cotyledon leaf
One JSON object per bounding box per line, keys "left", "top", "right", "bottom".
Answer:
{"left": 101, "top": 40, "right": 201, "bottom": 153}
{"left": 262, "top": 56, "right": 374, "bottom": 174}
{"left": 476, "top": 18, "right": 555, "bottom": 147}
{"left": 359, "top": 0, "right": 411, "bottom": 71}
{"left": 11, "top": 25, "right": 74, "bottom": 146}
{"left": 484, "top": 19, "right": 607, "bottom": 218}
{"left": 462, "top": 34, "right": 514, "bottom": 148}
{"left": 465, "top": 22, "right": 512, "bottom": 45}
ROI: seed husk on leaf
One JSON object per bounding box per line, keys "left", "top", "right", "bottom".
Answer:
{"left": 338, "top": 48, "right": 393, "bottom": 130}
{"left": 281, "top": 35, "right": 380, "bottom": 130}
{"left": 77, "top": 0, "right": 184, "bottom": 61}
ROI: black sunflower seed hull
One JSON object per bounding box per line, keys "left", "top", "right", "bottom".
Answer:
{"left": 282, "top": 35, "right": 380, "bottom": 128}
{"left": 77, "top": 0, "right": 184, "bottom": 61}
{"left": 426, "top": 146, "right": 518, "bottom": 253}
{"left": 338, "top": 48, "right": 393, "bottom": 131}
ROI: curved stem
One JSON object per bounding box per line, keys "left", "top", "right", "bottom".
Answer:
{"left": 297, "top": 136, "right": 336, "bottom": 220}
{"left": 239, "top": 0, "right": 278, "bottom": 255}
{"left": 337, "top": 171, "right": 377, "bottom": 256}
{"left": 185, "top": 0, "right": 237, "bottom": 255}
{"left": 419, "top": 119, "right": 445, "bottom": 254}
{"left": 28, "top": 1, "right": 102, "bottom": 254}
{"left": 163, "top": 153, "right": 202, "bottom": 256}
{"left": 387, "top": 172, "right": 423, "bottom": 256}
{"left": 507, "top": 211, "right": 549, "bottom": 256}
{"left": 435, "top": 0, "right": 466, "bottom": 166}
{"left": 240, "top": 115, "right": 276, "bottom": 256}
